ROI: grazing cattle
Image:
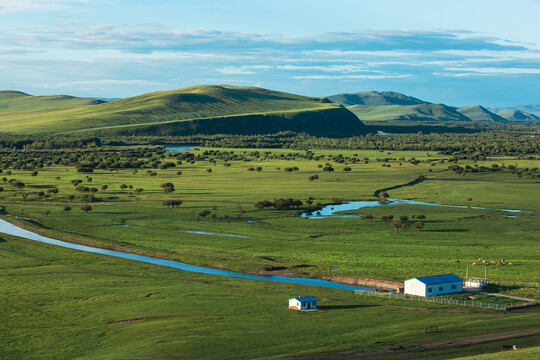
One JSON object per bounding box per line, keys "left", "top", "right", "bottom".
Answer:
{"left": 502, "top": 345, "right": 512, "bottom": 351}
{"left": 454, "top": 260, "right": 460, "bottom": 263}
{"left": 491, "top": 261, "right": 496, "bottom": 264}
{"left": 472, "top": 262, "right": 477, "bottom": 265}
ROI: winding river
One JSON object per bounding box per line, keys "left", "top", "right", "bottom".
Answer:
{"left": 303, "top": 198, "right": 529, "bottom": 219}
{"left": 0, "top": 197, "right": 529, "bottom": 291}
{"left": 0, "top": 218, "right": 370, "bottom": 291}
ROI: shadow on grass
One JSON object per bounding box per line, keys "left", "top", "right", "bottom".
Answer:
{"left": 318, "top": 304, "right": 378, "bottom": 310}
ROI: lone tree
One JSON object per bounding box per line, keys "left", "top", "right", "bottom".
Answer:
{"left": 343, "top": 167, "right": 352, "bottom": 172}
{"left": 63, "top": 205, "right": 72, "bottom": 213}
{"left": 71, "top": 179, "right": 82, "bottom": 187}
{"left": 160, "top": 182, "right": 175, "bottom": 193}
{"left": 415, "top": 221, "right": 424, "bottom": 231}
{"left": 308, "top": 174, "right": 319, "bottom": 181}
{"left": 81, "top": 204, "right": 93, "bottom": 214}
{"left": 380, "top": 214, "right": 394, "bottom": 223}
{"left": 163, "top": 199, "right": 183, "bottom": 208}
{"left": 322, "top": 166, "right": 334, "bottom": 172}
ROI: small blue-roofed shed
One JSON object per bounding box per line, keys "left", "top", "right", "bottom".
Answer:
{"left": 404, "top": 273, "right": 463, "bottom": 297}
{"left": 289, "top": 296, "right": 318, "bottom": 310}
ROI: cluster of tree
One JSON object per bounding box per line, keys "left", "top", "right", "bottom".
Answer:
{"left": 255, "top": 198, "right": 304, "bottom": 210}
{"left": 360, "top": 213, "right": 425, "bottom": 231}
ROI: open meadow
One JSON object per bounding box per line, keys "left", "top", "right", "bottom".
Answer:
{"left": 1, "top": 145, "right": 539, "bottom": 359}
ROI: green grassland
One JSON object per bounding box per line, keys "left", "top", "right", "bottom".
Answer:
{"left": 0, "top": 86, "right": 365, "bottom": 136}
{"left": 0, "top": 90, "right": 104, "bottom": 113}
{"left": 1, "top": 148, "right": 538, "bottom": 283}
{"left": 1, "top": 147, "right": 539, "bottom": 359}
{"left": 1, "top": 234, "right": 539, "bottom": 360}
{"left": 345, "top": 104, "right": 471, "bottom": 122}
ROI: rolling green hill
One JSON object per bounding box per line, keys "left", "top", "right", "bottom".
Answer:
{"left": 0, "top": 90, "right": 104, "bottom": 113}
{"left": 328, "top": 91, "right": 471, "bottom": 122}
{"left": 456, "top": 105, "right": 507, "bottom": 122}
{"left": 0, "top": 85, "right": 366, "bottom": 136}
{"left": 498, "top": 110, "right": 540, "bottom": 121}
{"left": 345, "top": 103, "right": 471, "bottom": 122}
{"left": 327, "top": 91, "right": 428, "bottom": 106}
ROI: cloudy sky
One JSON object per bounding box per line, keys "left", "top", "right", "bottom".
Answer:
{"left": 1, "top": 0, "right": 539, "bottom": 106}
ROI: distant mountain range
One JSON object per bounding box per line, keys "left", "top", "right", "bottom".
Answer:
{"left": 0, "top": 86, "right": 537, "bottom": 137}
{"left": 0, "top": 86, "right": 366, "bottom": 136}
{"left": 328, "top": 91, "right": 540, "bottom": 123}
{"left": 488, "top": 105, "right": 540, "bottom": 118}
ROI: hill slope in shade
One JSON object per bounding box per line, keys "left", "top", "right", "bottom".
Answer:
{"left": 327, "top": 91, "right": 428, "bottom": 106}
{"left": 456, "top": 105, "right": 507, "bottom": 122}
{"left": 345, "top": 103, "right": 471, "bottom": 122}
{"left": 498, "top": 110, "right": 540, "bottom": 121}
{"left": 0, "top": 90, "right": 104, "bottom": 113}
{"left": 0, "top": 85, "right": 366, "bottom": 136}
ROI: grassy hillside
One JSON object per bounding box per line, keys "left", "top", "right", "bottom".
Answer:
{"left": 0, "top": 85, "right": 366, "bottom": 136}
{"left": 346, "top": 103, "right": 471, "bottom": 122}
{"left": 457, "top": 105, "right": 507, "bottom": 122}
{"left": 328, "top": 90, "right": 428, "bottom": 106}
{"left": 0, "top": 90, "right": 103, "bottom": 113}
{"left": 328, "top": 91, "right": 471, "bottom": 122}
{"left": 498, "top": 110, "right": 540, "bottom": 121}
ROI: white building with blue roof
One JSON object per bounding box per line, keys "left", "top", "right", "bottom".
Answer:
{"left": 288, "top": 296, "right": 318, "bottom": 310}
{"left": 404, "top": 273, "right": 463, "bottom": 297}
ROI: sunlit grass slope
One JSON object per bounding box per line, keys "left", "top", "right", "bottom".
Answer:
{"left": 0, "top": 90, "right": 103, "bottom": 113}
{"left": 345, "top": 103, "right": 471, "bottom": 122}
{"left": 0, "top": 85, "right": 366, "bottom": 136}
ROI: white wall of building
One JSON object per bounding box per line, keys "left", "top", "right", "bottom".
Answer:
{"left": 404, "top": 279, "right": 463, "bottom": 297}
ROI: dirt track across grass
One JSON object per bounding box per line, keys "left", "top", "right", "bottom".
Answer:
{"left": 264, "top": 328, "right": 540, "bottom": 359}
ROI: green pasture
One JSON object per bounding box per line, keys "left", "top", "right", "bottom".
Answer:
{"left": 1, "top": 235, "right": 538, "bottom": 360}
{"left": 0, "top": 148, "right": 538, "bottom": 283}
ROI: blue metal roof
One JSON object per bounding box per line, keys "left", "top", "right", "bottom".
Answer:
{"left": 292, "top": 296, "right": 318, "bottom": 302}
{"left": 412, "top": 273, "right": 462, "bottom": 285}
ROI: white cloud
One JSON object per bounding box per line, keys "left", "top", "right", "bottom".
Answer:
{"left": 292, "top": 74, "right": 411, "bottom": 79}
{"left": 0, "top": 0, "right": 89, "bottom": 13}
{"left": 216, "top": 67, "right": 255, "bottom": 75}
{"left": 444, "top": 67, "right": 540, "bottom": 74}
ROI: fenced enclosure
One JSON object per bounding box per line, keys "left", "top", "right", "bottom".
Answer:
{"left": 353, "top": 290, "right": 539, "bottom": 311}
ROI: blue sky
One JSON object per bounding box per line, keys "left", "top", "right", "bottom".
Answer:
{"left": 1, "top": 0, "right": 539, "bottom": 106}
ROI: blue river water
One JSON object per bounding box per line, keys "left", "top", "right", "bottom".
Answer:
{"left": 0, "top": 218, "right": 371, "bottom": 291}
{"left": 165, "top": 146, "right": 192, "bottom": 151}
{"left": 303, "top": 198, "right": 529, "bottom": 219}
